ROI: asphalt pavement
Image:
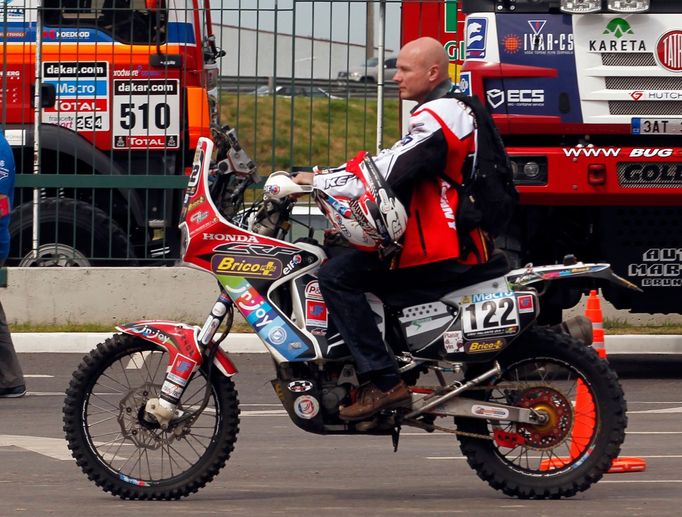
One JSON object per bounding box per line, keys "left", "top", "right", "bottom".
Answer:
{"left": 0, "top": 352, "right": 681, "bottom": 516}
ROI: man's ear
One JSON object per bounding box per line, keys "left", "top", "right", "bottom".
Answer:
{"left": 428, "top": 64, "right": 440, "bottom": 82}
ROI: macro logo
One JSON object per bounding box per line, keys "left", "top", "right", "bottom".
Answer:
{"left": 603, "top": 18, "right": 633, "bottom": 39}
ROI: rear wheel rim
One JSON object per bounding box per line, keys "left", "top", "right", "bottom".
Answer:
{"left": 486, "top": 358, "right": 598, "bottom": 474}
{"left": 18, "top": 243, "right": 91, "bottom": 267}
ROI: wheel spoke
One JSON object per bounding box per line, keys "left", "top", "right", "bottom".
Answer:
{"left": 65, "top": 336, "right": 239, "bottom": 497}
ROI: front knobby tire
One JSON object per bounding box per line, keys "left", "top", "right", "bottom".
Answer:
{"left": 456, "top": 327, "right": 627, "bottom": 499}
{"left": 63, "top": 334, "right": 240, "bottom": 500}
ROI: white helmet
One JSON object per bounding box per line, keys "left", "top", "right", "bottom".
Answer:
{"left": 314, "top": 152, "right": 408, "bottom": 253}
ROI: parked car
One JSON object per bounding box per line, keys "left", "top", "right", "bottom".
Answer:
{"left": 251, "top": 85, "right": 340, "bottom": 99}
{"left": 288, "top": 205, "right": 328, "bottom": 242}
{"left": 337, "top": 55, "right": 398, "bottom": 83}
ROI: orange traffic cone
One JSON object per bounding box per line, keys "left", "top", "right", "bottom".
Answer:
{"left": 540, "top": 291, "right": 646, "bottom": 473}
{"left": 585, "top": 290, "right": 646, "bottom": 473}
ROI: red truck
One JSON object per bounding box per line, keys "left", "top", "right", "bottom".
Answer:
{"left": 402, "top": 0, "right": 682, "bottom": 319}
{"left": 1, "top": 0, "right": 222, "bottom": 265}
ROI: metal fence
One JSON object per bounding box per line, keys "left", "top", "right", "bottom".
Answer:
{"left": 1, "top": 0, "right": 408, "bottom": 266}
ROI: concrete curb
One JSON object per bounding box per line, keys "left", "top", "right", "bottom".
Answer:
{"left": 11, "top": 332, "right": 682, "bottom": 355}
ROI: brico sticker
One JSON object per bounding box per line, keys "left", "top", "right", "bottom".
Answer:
{"left": 211, "top": 254, "right": 282, "bottom": 279}
{"left": 112, "top": 79, "right": 180, "bottom": 149}
{"left": 467, "top": 339, "right": 506, "bottom": 354}
{"left": 42, "top": 61, "right": 110, "bottom": 132}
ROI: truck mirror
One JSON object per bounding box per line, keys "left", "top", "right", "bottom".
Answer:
{"left": 30, "top": 83, "right": 57, "bottom": 109}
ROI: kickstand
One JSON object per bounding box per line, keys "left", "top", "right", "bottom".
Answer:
{"left": 391, "top": 424, "right": 401, "bottom": 452}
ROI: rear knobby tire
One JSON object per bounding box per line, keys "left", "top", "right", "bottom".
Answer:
{"left": 63, "top": 334, "right": 240, "bottom": 500}
{"left": 456, "top": 327, "right": 627, "bottom": 499}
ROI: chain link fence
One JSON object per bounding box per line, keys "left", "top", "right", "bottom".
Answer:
{"left": 1, "top": 0, "right": 410, "bottom": 265}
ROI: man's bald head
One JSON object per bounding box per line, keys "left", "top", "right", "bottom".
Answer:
{"left": 394, "top": 37, "right": 450, "bottom": 103}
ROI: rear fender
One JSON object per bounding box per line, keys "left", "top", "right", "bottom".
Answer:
{"left": 116, "top": 320, "right": 238, "bottom": 377}
{"left": 506, "top": 263, "right": 642, "bottom": 292}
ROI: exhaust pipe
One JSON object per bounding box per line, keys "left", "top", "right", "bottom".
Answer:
{"left": 550, "top": 315, "right": 593, "bottom": 346}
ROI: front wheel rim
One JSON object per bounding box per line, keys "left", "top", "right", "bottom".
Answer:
{"left": 81, "top": 346, "right": 222, "bottom": 486}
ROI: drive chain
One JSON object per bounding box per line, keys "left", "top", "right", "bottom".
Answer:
{"left": 403, "top": 418, "right": 493, "bottom": 440}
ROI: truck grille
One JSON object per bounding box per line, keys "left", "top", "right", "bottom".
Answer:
{"left": 601, "top": 53, "right": 657, "bottom": 66}
{"left": 605, "top": 77, "right": 682, "bottom": 90}
{"left": 609, "top": 101, "right": 682, "bottom": 116}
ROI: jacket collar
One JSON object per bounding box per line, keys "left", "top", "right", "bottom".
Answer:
{"left": 411, "top": 80, "right": 455, "bottom": 113}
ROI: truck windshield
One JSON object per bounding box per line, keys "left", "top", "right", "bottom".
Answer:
{"left": 43, "top": 0, "right": 167, "bottom": 44}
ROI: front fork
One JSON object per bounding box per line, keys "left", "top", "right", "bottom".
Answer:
{"left": 146, "top": 291, "right": 234, "bottom": 429}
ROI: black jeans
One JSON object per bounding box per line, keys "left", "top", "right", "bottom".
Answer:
{"left": 317, "top": 248, "right": 469, "bottom": 377}
{"left": 0, "top": 300, "right": 24, "bottom": 389}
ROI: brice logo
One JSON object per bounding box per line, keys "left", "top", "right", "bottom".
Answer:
{"left": 211, "top": 254, "right": 282, "bottom": 279}
{"left": 468, "top": 339, "right": 505, "bottom": 353}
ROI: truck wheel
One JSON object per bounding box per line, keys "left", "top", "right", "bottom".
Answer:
{"left": 8, "top": 198, "right": 136, "bottom": 266}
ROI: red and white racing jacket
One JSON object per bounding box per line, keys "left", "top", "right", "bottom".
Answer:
{"left": 313, "top": 82, "right": 490, "bottom": 268}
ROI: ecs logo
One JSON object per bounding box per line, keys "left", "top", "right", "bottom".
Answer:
{"left": 486, "top": 89, "right": 545, "bottom": 109}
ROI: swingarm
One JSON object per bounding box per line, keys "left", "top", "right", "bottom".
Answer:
{"left": 405, "top": 362, "right": 547, "bottom": 426}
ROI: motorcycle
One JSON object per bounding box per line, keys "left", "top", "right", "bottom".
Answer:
{"left": 63, "top": 129, "right": 637, "bottom": 500}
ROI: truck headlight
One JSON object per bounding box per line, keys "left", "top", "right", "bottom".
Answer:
{"left": 607, "top": 0, "right": 649, "bottom": 12}
{"left": 511, "top": 157, "right": 548, "bottom": 185}
{"left": 560, "top": 0, "right": 601, "bottom": 13}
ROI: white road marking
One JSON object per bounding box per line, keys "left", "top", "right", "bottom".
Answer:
{"left": 627, "top": 431, "right": 682, "bottom": 434}
{"left": 426, "top": 455, "right": 682, "bottom": 460}
{"left": 125, "top": 351, "right": 152, "bottom": 369}
{"left": 24, "top": 375, "right": 53, "bottom": 378}
{"left": 600, "top": 480, "right": 682, "bottom": 484}
{"left": 0, "top": 435, "right": 72, "bottom": 461}
{"left": 629, "top": 407, "right": 682, "bottom": 414}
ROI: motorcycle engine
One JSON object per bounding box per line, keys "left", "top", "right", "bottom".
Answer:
{"left": 320, "top": 383, "right": 347, "bottom": 413}
{"left": 252, "top": 199, "right": 291, "bottom": 238}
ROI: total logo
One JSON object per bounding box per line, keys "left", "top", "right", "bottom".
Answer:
{"left": 486, "top": 89, "right": 544, "bottom": 109}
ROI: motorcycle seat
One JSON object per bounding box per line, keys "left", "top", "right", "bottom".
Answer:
{"left": 381, "top": 250, "right": 511, "bottom": 308}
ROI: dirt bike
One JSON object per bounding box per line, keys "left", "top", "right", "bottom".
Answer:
{"left": 63, "top": 129, "right": 638, "bottom": 500}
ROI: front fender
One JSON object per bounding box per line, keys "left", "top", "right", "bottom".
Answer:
{"left": 116, "top": 320, "right": 238, "bottom": 377}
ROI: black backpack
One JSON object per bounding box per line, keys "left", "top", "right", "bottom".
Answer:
{"left": 446, "top": 92, "right": 519, "bottom": 241}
